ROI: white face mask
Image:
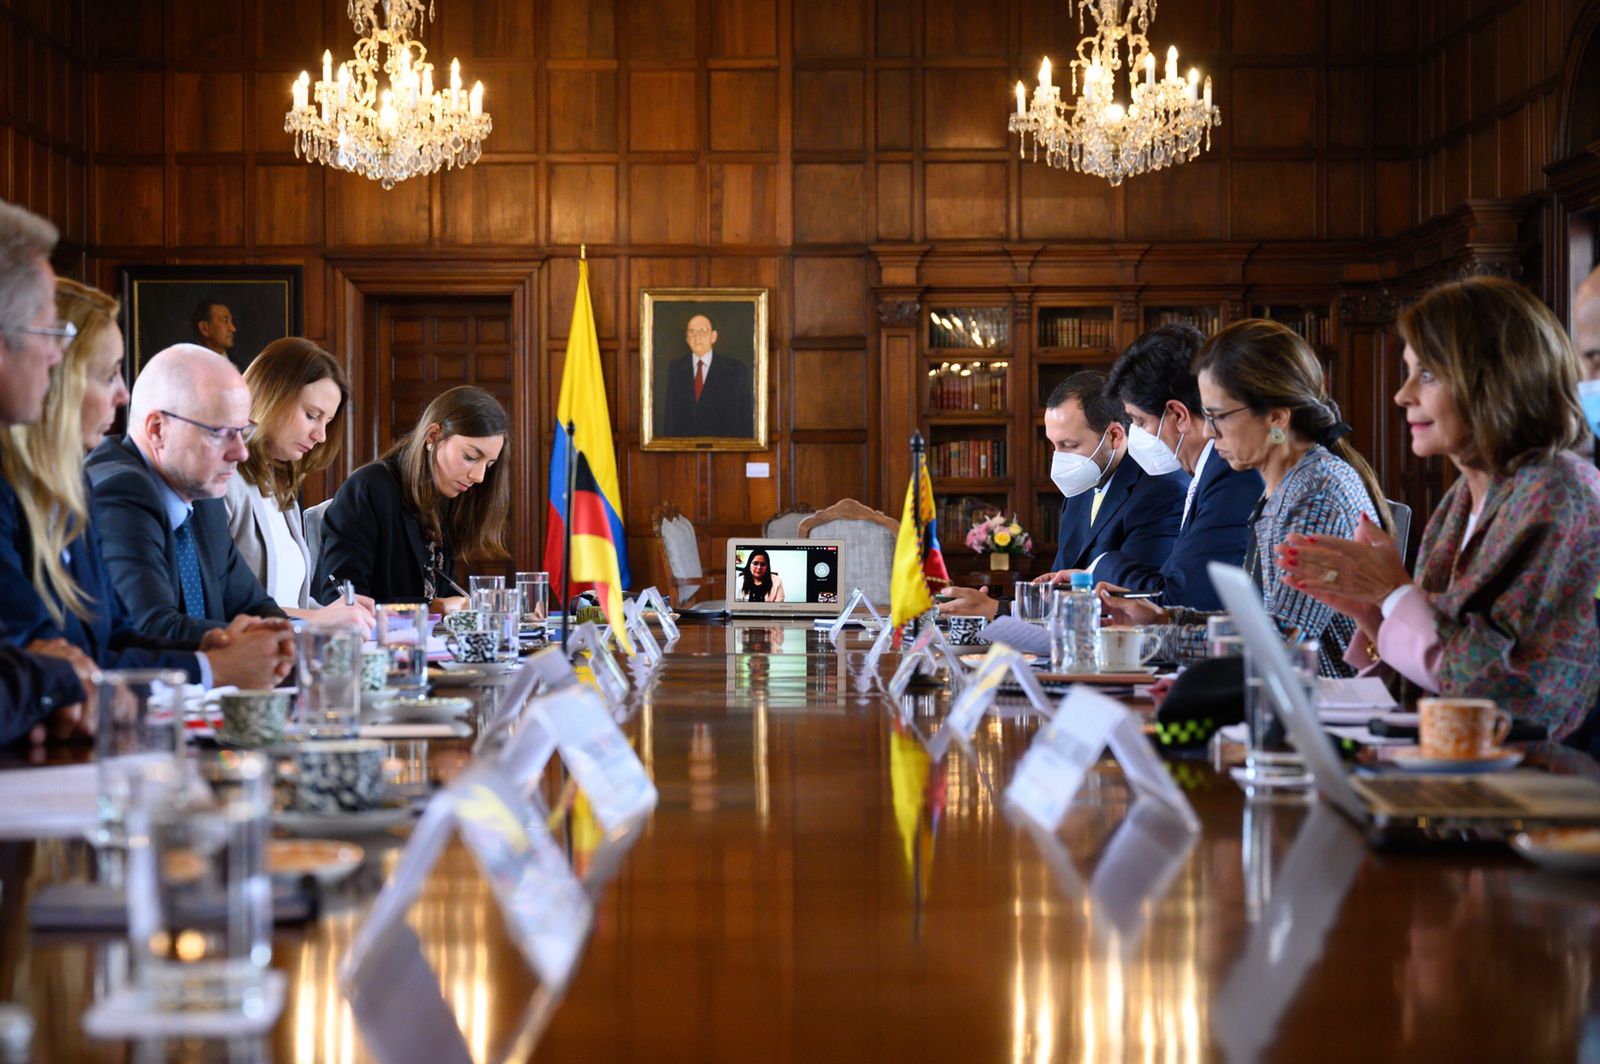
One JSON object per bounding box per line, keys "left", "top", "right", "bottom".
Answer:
{"left": 1050, "top": 431, "right": 1108, "bottom": 498}
{"left": 1127, "top": 412, "right": 1184, "bottom": 476}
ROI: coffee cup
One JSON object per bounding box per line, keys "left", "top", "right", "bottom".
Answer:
{"left": 292, "top": 739, "right": 385, "bottom": 813}
{"left": 216, "top": 689, "right": 291, "bottom": 747}
{"left": 1098, "top": 626, "right": 1159, "bottom": 672}
{"left": 360, "top": 648, "right": 390, "bottom": 692}
{"left": 441, "top": 609, "right": 482, "bottom": 638}
{"left": 448, "top": 630, "right": 498, "bottom": 664}
{"left": 945, "top": 615, "right": 986, "bottom": 646}
{"left": 1418, "top": 698, "right": 1511, "bottom": 760}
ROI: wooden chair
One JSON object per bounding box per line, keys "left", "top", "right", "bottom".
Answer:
{"left": 762, "top": 503, "right": 815, "bottom": 539}
{"left": 797, "top": 498, "right": 899, "bottom": 605}
{"left": 652, "top": 503, "right": 719, "bottom": 605}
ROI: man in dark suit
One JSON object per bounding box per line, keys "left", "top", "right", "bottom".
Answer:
{"left": 1095, "top": 324, "right": 1265, "bottom": 610}
{"left": 660, "top": 313, "right": 754, "bottom": 438}
{"left": 87, "top": 344, "right": 287, "bottom": 643}
{"left": 939, "top": 371, "right": 1187, "bottom": 619}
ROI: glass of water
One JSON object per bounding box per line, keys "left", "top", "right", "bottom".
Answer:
{"left": 1241, "top": 638, "right": 1318, "bottom": 789}
{"left": 94, "top": 668, "right": 191, "bottom": 845}
{"left": 377, "top": 603, "right": 428, "bottom": 692}
{"left": 468, "top": 574, "right": 505, "bottom": 599}
{"left": 516, "top": 571, "right": 549, "bottom": 624}
{"left": 295, "top": 624, "right": 363, "bottom": 738}
{"left": 127, "top": 750, "right": 272, "bottom": 1015}
{"left": 1014, "top": 580, "right": 1050, "bottom": 622}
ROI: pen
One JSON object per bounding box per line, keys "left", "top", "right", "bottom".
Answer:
{"left": 438, "top": 570, "right": 471, "bottom": 599}
{"left": 341, "top": 579, "right": 356, "bottom": 606}
{"left": 1106, "top": 591, "right": 1160, "bottom": 599}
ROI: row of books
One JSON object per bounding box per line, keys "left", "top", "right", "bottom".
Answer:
{"left": 928, "top": 439, "right": 1007, "bottom": 479}
{"left": 1034, "top": 498, "right": 1062, "bottom": 548}
{"left": 1146, "top": 308, "right": 1222, "bottom": 335}
{"left": 929, "top": 369, "right": 1006, "bottom": 413}
{"left": 1258, "top": 308, "right": 1333, "bottom": 347}
{"left": 935, "top": 497, "right": 1002, "bottom": 541}
{"left": 1038, "top": 314, "right": 1115, "bottom": 349}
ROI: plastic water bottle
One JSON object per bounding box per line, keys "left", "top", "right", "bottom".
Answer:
{"left": 1048, "top": 573, "right": 1101, "bottom": 672}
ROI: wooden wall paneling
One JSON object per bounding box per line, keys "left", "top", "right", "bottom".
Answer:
{"left": 876, "top": 0, "right": 914, "bottom": 56}
{"left": 1233, "top": 67, "right": 1318, "bottom": 150}
{"left": 922, "top": 67, "right": 1010, "bottom": 149}
{"left": 251, "top": 0, "right": 325, "bottom": 62}
{"left": 924, "top": 0, "right": 1007, "bottom": 57}
{"left": 548, "top": 0, "right": 615, "bottom": 58}
{"left": 875, "top": 161, "right": 913, "bottom": 239}
{"left": 1499, "top": 107, "right": 1529, "bottom": 197}
{"left": 170, "top": 0, "right": 242, "bottom": 64}
{"left": 1019, "top": 165, "right": 1117, "bottom": 240}
{"left": 714, "top": 0, "right": 778, "bottom": 58}
{"left": 547, "top": 68, "right": 619, "bottom": 153}
{"left": 626, "top": 0, "right": 698, "bottom": 60}
{"left": 794, "top": 163, "right": 867, "bottom": 243}
{"left": 1469, "top": 123, "right": 1498, "bottom": 197}
{"left": 1230, "top": 161, "right": 1318, "bottom": 239}
{"left": 923, "top": 162, "right": 1007, "bottom": 238}
{"left": 481, "top": 65, "right": 539, "bottom": 154}
{"left": 625, "top": 257, "right": 701, "bottom": 340}
{"left": 793, "top": 0, "right": 867, "bottom": 57}
{"left": 172, "top": 73, "right": 243, "bottom": 154}
{"left": 93, "top": 163, "right": 163, "bottom": 246}
{"left": 253, "top": 163, "right": 322, "bottom": 246}
{"left": 874, "top": 68, "right": 913, "bottom": 152}
{"left": 95, "top": 69, "right": 163, "bottom": 156}
{"left": 1234, "top": 0, "right": 1322, "bottom": 55}
{"left": 628, "top": 69, "right": 698, "bottom": 152}
{"left": 792, "top": 255, "right": 869, "bottom": 337}
{"left": 710, "top": 162, "right": 779, "bottom": 244}
{"left": 629, "top": 164, "right": 700, "bottom": 243}
{"left": 794, "top": 69, "right": 865, "bottom": 152}
{"left": 173, "top": 163, "right": 244, "bottom": 246}
{"left": 791, "top": 349, "right": 868, "bottom": 429}
{"left": 439, "top": 163, "right": 541, "bottom": 246}
{"left": 325, "top": 170, "right": 430, "bottom": 246}
{"left": 709, "top": 70, "right": 779, "bottom": 152}
{"left": 548, "top": 255, "right": 620, "bottom": 340}
{"left": 548, "top": 163, "right": 619, "bottom": 245}
{"left": 91, "top": 0, "right": 163, "bottom": 62}
{"left": 789, "top": 442, "right": 867, "bottom": 514}
{"left": 1326, "top": 160, "right": 1368, "bottom": 238}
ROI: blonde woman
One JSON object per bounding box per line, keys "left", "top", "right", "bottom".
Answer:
{"left": 223, "top": 338, "right": 373, "bottom": 628}
{"left": 0, "top": 278, "right": 292, "bottom": 689}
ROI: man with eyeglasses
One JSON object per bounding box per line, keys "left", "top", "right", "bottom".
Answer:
{"left": 87, "top": 343, "right": 289, "bottom": 642}
{"left": 661, "top": 313, "right": 754, "bottom": 438}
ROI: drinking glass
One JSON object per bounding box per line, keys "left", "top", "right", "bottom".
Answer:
{"left": 482, "top": 610, "right": 520, "bottom": 662}
{"left": 377, "top": 603, "right": 428, "bottom": 692}
{"left": 1014, "top": 580, "right": 1050, "bottom": 622}
{"left": 516, "top": 572, "right": 550, "bottom": 624}
{"left": 1240, "top": 638, "right": 1317, "bottom": 789}
{"left": 468, "top": 575, "right": 506, "bottom": 598}
{"left": 295, "top": 624, "right": 363, "bottom": 738}
{"left": 126, "top": 751, "right": 272, "bottom": 1015}
{"left": 472, "top": 587, "right": 520, "bottom": 617}
{"left": 94, "top": 668, "right": 191, "bottom": 845}
{"left": 1206, "top": 614, "right": 1244, "bottom": 658}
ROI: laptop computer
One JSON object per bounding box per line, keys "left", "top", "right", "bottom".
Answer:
{"left": 679, "top": 538, "right": 846, "bottom": 619}
{"left": 1207, "top": 561, "right": 1600, "bottom": 842}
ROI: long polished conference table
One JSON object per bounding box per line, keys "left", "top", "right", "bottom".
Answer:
{"left": 3, "top": 620, "right": 1599, "bottom": 1061}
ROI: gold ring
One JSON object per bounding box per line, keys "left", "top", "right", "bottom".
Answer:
{"left": 1323, "top": 567, "right": 1339, "bottom": 583}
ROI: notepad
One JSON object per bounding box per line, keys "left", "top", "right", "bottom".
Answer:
{"left": 1315, "top": 677, "right": 1399, "bottom": 724}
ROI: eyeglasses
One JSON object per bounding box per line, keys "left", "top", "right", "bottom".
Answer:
{"left": 686, "top": 327, "right": 713, "bottom": 337}
{"left": 18, "top": 319, "right": 77, "bottom": 349}
{"left": 159, "top": 409, "right": 257, "bottom": 446}
{"left": 1202, "top": 404, "right": 1251, "bottom": 435}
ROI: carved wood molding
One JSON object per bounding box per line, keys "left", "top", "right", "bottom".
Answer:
{"left": 876, "top": 300, "right": 922, "bottom": 328}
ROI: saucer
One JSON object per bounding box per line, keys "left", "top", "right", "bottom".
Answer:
{"left": 1510, "top": 828, "right": 1600, "bottom": 874}
{"left": 272, "top": 799, "right": 413, "bottom": 837}
{"left": 267, "top": 838, "right": 365, "bottom": 886}
{"left": 1383, "top": 746, "right": 1524, "bottom": 773}
{"left": 428, "top": 665, "right": 484, "bottom": 686}
{"left": 377, "top": 696, "right": 473, "bottom": 723}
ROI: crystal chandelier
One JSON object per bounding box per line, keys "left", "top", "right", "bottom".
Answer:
{"left": 1009, "top": 0, "right": 1219, "bottom": 187}
{"left": 284, "top": 0, "right": 492, "bottom": 190}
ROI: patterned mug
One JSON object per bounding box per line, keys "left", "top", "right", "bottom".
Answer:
{"left": 448, "top": 630, "right": 498, "bottom": 664}
{"left": 360, "top": 648, "right": 390, "bottom": 692}
{"left": 216, "top": 689, "right": 291, "bottom": 747}
{"left": 441, "top": 609, "right": 483, "bottom": 638}
{"left": 292, "top": 739, "right": 385, "bottom": 814}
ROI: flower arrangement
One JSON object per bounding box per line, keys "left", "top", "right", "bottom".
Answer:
{"left": 965, "top": 512, "right": 1032, "bottom": 556}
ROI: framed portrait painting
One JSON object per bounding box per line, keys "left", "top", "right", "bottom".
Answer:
{"left": 640, "top": 287, "right": 768, "bottom": 451}
{"left": 118, "top": 264, "right": 303, "bottom": 379}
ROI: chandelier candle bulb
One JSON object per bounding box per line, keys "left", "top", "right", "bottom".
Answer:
{"left": 1016, "top": 81, "right": 1026, "bottom": 117}
{"left": 450, "top": 57, "right": 461, "bottom": 94}
{"left": 1146, "top": 53, "right": 1155, "bottom": 86}
{"left": 1203, "top": 76, "right": 1212, "bottom": 109}
{"left": 322, "top": 49, "right": 332, "bottom": 84}
{"left": 1166, "top": 46, "right": 1177, "bottom": 81}
{"left": 1039, "top": 56, "right": 1053, "bottom": 90}
{"left": 470, "top": 81, "right": 483, "bottom": 117}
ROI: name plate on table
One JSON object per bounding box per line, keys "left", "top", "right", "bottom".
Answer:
{"left": 623, "top": 610, "right": 662, "bottom": 664}
{"left": 630, "top": 586, "right": 680, "bottom": 643}
{"left": 344, "top": 762, "right": 593, "bottom": 997}
{"left": 500, "top": 686, "right": 659, "bottom": 833}
{"left": 942, "top": 644, "right": 1053, "bottom": 734}
{"left": 475, "top": 648, "right": 569, "bottom": 755}
{"left": 861, "top": 615, "right": 899, "bottom": 675}
{"left": 822, "top": 588, "right": 884, "bottom": 642}
{"left": 887, "top": 623, "right": 969, "bottom": 700}
{"left": 1005, "top": 686, "right": 1197, "bottom": 832}
{"left": 566, "top": 621, "right": 630, "bottom": 708}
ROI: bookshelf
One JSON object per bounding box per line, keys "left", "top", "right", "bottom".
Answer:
{"left": 1252, "top": 302, "right": 1335, "bottom": 351}
{"left": 1144, "top": 304, "right": 1224, "bottom": 335}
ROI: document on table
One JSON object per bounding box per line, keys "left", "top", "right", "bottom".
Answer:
{"left": 0, "top": 763, "right": 99, "bottom": 838}
{"left": 979, "top": 616, "right": 1049, "bottom": 656}
{"left": 1315, "top": 676, "right": 1400, "bottom": 724}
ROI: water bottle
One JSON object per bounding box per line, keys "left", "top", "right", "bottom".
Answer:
{"left": 1067, "top": 571, "right": 1100, "bottom": 672}
{"left": 1048, "top": 587, "right": 1071, "bottom": 671}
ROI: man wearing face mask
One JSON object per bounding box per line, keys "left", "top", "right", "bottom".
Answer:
{"left": 1091, "top": 325, "right": 1265, "bottom": 610}
{"left": 940, "top": 371, "right": 1186, "bottom": 619}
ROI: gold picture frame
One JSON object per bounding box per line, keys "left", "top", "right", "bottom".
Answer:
{"left": 640, "top": 287, "right": 769, "bottom": 451}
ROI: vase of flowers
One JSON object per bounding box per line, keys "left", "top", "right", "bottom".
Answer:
{"left": 965, "top": 513, "right": 1032, "bottom": 571}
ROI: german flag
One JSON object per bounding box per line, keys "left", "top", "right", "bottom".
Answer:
{"left": 544, "top": 255, "right": 632, "bottom": 650}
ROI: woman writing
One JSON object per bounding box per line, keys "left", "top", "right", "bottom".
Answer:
{"left": 1277, "top": 277, "right": 1600, "bottom": 739}
{"left": 224, "top": 337, "right": 373, "bottom": 628}
{"left": 0, "top": 279, "right": 292, "bottom": 689}
{"left": 1104, "top": 319, "right": 1391, "bottom": 675}
{"left": 314, "top": 386, "right": 510, "bottom": 611}
{"left": 737, "top": 548, "right": 786, "bottom": 603}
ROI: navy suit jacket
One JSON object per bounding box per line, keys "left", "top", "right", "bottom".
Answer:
{"left": 0, "top": 626, "right": 86, "bottom": 746}
{"left": 1095, "top": 448, "right": 1264, "bottom": 611}
{"left": 661, "top": 352, "right": 754, "bottom": 438}
{"left": 0, "top": 472, "right": 200, "bottom": 680}
{"left": 1052, "top": 455, "right": 1187, "bottom": 574}
{"left": 85, "top": 436, "right": 285, "bottom": 643}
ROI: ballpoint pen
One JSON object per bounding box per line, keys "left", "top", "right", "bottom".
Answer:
{"left": 341, "top": 579, "right": 356, "bottom": 606}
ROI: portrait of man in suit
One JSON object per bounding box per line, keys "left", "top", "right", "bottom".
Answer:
{"left": 642, "top": 288, "right": 768, "bottom": 450}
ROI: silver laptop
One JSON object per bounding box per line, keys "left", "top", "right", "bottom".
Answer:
{"left": 681, "top": 538, "right": 846, "bottom": 618}
{"left": 1207, "top": 561, "right": 1600, "bottom": 841}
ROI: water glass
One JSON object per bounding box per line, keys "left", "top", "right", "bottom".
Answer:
{"left": 516, "top": 571, "right": 550, "bottom": 623}
{"left": 94, "top": 668, "right": 191, "bottom": 845}
{"left": 1207, "top": 615, "right": 1244, "bottom": 659}
{"left": 377, "top": 603, "right": 428, "bottom": 692}
{"left": 472, "top": 587, "right": 520, "bottom": 617}
{"left": 127, "top": 751, "right": 272, "bottom": 1015}
{"left": 295, "top": 624, "right": 363, "bottom": 738}
{"left": 481, "top": 610, "right": 520, "bottom": 662}
{"left": 1241, "top": 638, "right": 1317, "bottom": 789}
{"left": 468, "top": 575, "right": 506, "bottom": 598}
{"left": 1014, "top": 580, "right": 1050, "bottom": 622}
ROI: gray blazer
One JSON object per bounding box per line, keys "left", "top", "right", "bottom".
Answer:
{"left": 223, "top": 473, "right": 312, "bottom": 610}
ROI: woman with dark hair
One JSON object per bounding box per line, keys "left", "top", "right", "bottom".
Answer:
{"left": 1105, "top": 319, "right": 1391, "bottom": 674}
{"left": 224, "top": 337, "right": 373, "bottom": 627}
{"left": 314, "top": 386, "right": 510, "bottom": 610}
{"left": 1278, "top": 276, "right": 1600, "bottom": 739}
{"left": 737, "top": 548, "right": 785, "bottom": 603}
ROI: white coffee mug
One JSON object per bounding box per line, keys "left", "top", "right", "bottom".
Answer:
{"left": 1098, "top": 626, "right": 1159, "bottom": 671}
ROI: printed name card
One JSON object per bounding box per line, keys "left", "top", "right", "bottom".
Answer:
{"left": 630, "top": 586, "right": 680, "bottom": 643}
{"left": 940, "top": 643, "right": 1054, "bottom": 738}
{"left": 861, "top": 615, "right": 899, "bottom": 676}
{"left": 473, "top": 648, "right": 569, "bottom": 756}
{"left": 344, "top": 762, "right": 594, "bottom": 1000}
{"left": 824, "top": 588, "right": 884, "bottom": 642}
{"left": 566, "top": 621, "right": 630, "bottom": 708}
{"left": 624, "top": 611, "right": 662, "bottom": 664}
{"left": 1005, "top": 686, "right": 1198, "bottom": 832}
{"left": 500, "top": 687, "right": 659, "bottom": 833}
{"left": 887, "top": 623, "right": 968, "bottom": 700}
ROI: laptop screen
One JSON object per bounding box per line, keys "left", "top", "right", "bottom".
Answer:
{"left": 726, "top": 539, "right": 842, "bottom": 609}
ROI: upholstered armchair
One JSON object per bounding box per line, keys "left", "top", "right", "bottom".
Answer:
{"left": 762, "top": 503, "right": 815, "bottom": 539}
{"left": 797, "top": 498, "right": 898, "bottom": 605}
{"left": 652, "top": 503, "right": 719, "bottom": 605}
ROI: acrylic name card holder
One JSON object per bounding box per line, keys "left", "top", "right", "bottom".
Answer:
{"left": 1004, "top": 686, "right": 1198, "bottom": 833}
{"left": 630, "top": 586, "right": 680, "bottom": 643}
{"left": 820, "top": 588, "right": 885, "bottom": 642}
{"left": 920, "top": 643, "right": 1054, "bottom": 760}
{"left": 886, "top": 622, "right": 971, "bottom": 701}
{"left": 565, "top": 621, "right": 629, "bottom": 709}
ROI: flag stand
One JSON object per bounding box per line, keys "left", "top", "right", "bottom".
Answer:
{"left": 562, "top": 417, "right": 576, "bottom": 653}
{"left": 906, "top": 431, "right": 941, "bottom": 691}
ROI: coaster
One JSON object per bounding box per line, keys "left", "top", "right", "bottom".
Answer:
{"left": 83, "top": 971, "right": 286, "bottom": 1040}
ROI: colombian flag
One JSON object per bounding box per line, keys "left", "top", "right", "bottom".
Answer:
{"left": 889, "top": 449, "right": 949, "bottom": 630}
{"left": 544, "top": 256, "right": 633, "bottom": 651}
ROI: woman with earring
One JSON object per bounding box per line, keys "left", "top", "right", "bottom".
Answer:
{"left": 1103, "top": 319, "right": 1392, "bottom": 675}
{"left": 1276, "top": 277, "right": 1600, "bottom": 739}
{"left": 0, "top": 279, "right": 293, "bottom": 690}
{"left": 314, "top": 386, "right": 510, "bottom": 611}
{"left": 737, "top": 548, "right": 785, "bottom": 603}
{"left": 223, "top": 338, "right": 374, "bottom": 628}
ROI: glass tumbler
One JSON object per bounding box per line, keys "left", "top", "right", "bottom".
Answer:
{"left": 295, "top": 624, "right": 364, "bottom": 738}
{"left": 377, "top": 603, "right": 428, "bottom": 692}
{"left": 94, "top": 668, "right": 191, "bottom": 845}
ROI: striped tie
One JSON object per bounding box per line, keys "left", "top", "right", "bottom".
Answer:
{"left": 173, "top": 514, "right": 207, "bottom": 620}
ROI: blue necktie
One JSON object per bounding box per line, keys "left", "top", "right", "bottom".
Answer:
{"left": 173, "top": 515, "right": 207, "bottom": 620}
